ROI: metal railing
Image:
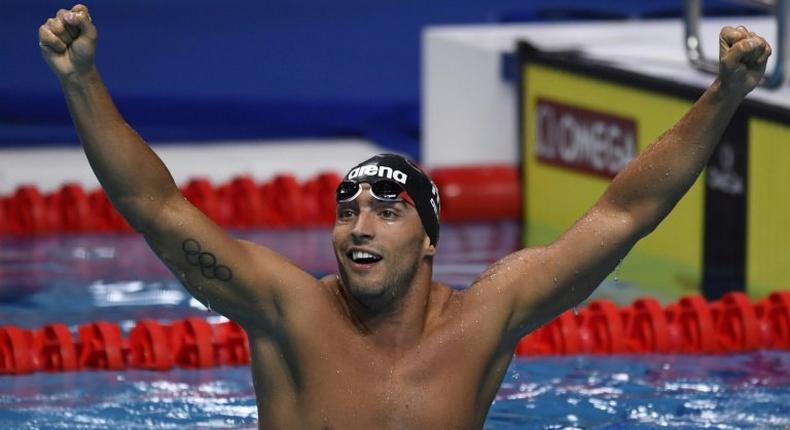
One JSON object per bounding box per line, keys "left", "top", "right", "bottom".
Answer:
{"left": 684, "top": 0, "right": 788, "bottom": 88}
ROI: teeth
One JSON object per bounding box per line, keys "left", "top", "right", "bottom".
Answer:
{"left": 353, "top": 251, "right": 376, "bottom": 259}
{"left": 351, "top": 251, "right": 381, "bottom": 262}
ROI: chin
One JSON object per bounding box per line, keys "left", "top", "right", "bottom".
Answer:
{"left": 337, "top": 268, "right": 389, "bottom": 304}
{"left": 344, "top": 274, "right": 387, "bottom": 298}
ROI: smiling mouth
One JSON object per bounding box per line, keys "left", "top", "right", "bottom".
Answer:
{"left": 346, "top": 250, "right": 383, "bottom": 265}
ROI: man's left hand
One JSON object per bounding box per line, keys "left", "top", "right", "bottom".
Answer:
{"left": 718, "top": 25, "right": 772, "bottom": 97}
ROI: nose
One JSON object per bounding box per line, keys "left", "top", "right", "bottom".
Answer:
{"left": 351, "top": 208, "right": 375, "bottom": 243}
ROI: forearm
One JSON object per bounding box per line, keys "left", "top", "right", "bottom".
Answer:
{"left": 602, "top": 79, "right": 743, "bottom": 234}
{"left": 61, "top": 68, "right": 180, "bottom": 228}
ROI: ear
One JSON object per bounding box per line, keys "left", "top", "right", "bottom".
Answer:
{"left": 423, "top": 235, "right": 437, "bottom": 257}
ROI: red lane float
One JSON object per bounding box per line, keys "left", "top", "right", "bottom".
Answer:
{"left": 78, "top": 321, "right": 125, "bottom": 370}
{"left": 170, "top": 317, "right": 215, "bottom": 368}
{"left": 214, "top": 320, "right": 251, "bottom": 366}
{"left": 3, "top": 292, "right": 789, "bottom": 375}
{"left": 36, "top": 323, "right": 79, "bottom": 372}
{"left": 578, "top": 300, "right": 626, "bottom": 354}
{"left": 128, "top": 320, "right": 173, "bottom": 371}
{"left": 10, "top": 186, "right": 49, "bottom": 235}
{"left": 516, "top": 310, "right": 582, "bottom": 355}
{"left": 0, "top": 319, "right": 252, "bottom": 375}
{"left": 515, "top": 291, "right": 790, "bottom": 357}
{"left": 666, "top": 295, "right": 717, "bottom": 353}
{"left": 622, "top": 297, "right": 671, "bottom": 353}
{"left": 58, "top": 184, "right": 94, "bottom": 233}
{"left": 431, "top": 165, "right": 520, "bottom": 222}
{"left": 0, "top": 326, "right": 36, "bottom": 374}
{"left": 756, "top": 291, "right": 790, "bottom": 349}
{"left": 0, "top": 165, "right": 520, "bottom": 235}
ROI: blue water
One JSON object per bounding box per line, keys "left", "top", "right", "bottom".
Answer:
{"left": 2, "top": 224, "right": 790, "bottom": 429}
{"left": 2, "top": 353, "right": 789, "bottom": 429}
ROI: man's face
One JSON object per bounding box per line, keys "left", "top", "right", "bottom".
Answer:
{"left": 332, "top": 183, "right": 433, "bottom": 308}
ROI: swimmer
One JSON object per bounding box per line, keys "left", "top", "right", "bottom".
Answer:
{"left": 39, "top": 5, "right": 771, "bottom": 429}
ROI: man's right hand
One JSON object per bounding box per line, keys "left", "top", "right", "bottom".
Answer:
{"left": 39, "top": 4, "right": 97, "bottom": 81}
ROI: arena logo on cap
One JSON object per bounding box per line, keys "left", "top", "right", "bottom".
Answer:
{"left": 535, "top": 98, "right": 636, "bottom": 178}
{"left": 430, "top": 183, "right": 440, "bottom": 217}
{"left": 348, "top": 164, "right": 408, "bottom": 184}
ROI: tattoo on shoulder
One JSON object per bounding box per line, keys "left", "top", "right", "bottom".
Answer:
{"left": 182, "top": 239, "right": 233, "bottom": 282}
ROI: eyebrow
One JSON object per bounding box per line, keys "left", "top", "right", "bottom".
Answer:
{"left": 370, "top": 199, "right": 408, "bottom": 210}
{"left": 337, "top": 200, "right": 358, "bottom": 210}
{"left": 336, "top": 196, "right": 409, "bottom": 211}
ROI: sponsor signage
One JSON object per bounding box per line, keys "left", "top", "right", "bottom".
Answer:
{"left": 535, "top": 98, "right": 637, "bottom": 178}
{"left": 347, "top": 165, "right": 408, "bottom": 184}
{"left": 707, "top": 143, "right": 744, "bottom": 196}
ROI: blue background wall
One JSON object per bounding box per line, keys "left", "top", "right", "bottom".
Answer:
{"left": 2, "top": 1, "right": 761, "bottom": 158}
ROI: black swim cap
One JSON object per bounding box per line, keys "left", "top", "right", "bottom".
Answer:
{"left": 340, "top": 154, "right": 440, "bottom": 245}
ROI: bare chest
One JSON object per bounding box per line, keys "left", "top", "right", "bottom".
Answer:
{"left": 299, "top": 336, "right": 495, "bottom": 428}
{"left": 250, "top": 314, "right": 512, "bottom": 429}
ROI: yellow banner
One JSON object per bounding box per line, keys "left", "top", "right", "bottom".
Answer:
{"left": 522, "top": 64, "right": 704, "bottom": 299}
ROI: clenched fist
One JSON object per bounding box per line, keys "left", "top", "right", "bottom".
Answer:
{"left": 39, "top": 4, "right": 97, "bottom": 81}
{"left": 718, "top": 25, "right": 771, "bottom": 97}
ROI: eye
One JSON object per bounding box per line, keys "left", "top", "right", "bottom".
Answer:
{"left": 379, "top": 209, "right": 398, "bottom": 220}
{"left": 337, "top": 208, "right": 356, "bottom": 221}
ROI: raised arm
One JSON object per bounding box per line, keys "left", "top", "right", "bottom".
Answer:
{"left": 38, "top": 5, "right": 316, "bottom": 327}
{"left": 474, "top": 26, "right": 771, "bottom": 339}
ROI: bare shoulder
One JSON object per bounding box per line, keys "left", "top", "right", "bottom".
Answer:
{"left": 225, "top": 239, "right": 338, "bottom": 330}
{"left": 235, "top": 239, "right": 321, "bottom": 291}
{"left": 460, "top": 205, "right": 641, "bottom": 340}
{"left": 425, "top": 281, "right": 506, "bottom": 330}
{"left": 457, "top": 246, "right": 554, "bottom": 337}
{"left": 427, "top": 282, "right": 464, "bottom": 317}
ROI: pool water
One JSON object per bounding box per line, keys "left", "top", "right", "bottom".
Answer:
{"left": 1, "top": 223, "right": 789, "bottom": 429}
{"left": 3, "top": 353, "right": 789, "bottom": 429}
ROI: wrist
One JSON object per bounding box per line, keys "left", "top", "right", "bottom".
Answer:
{"left": 708, "top": 78, "right": 746, "bottom": 105}
{"left": 59, "top": 66, "right": 101, "bottom": 90}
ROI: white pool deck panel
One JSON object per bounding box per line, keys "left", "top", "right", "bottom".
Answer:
{"left": 0, "top": 139, "right": 384, "bottom": 195}
{"left": 422, "top": 16, "right": 787, "bottom": 167}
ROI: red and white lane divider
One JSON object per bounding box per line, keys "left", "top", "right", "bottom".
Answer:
{"left": 1, "top": 291, "right": 788, "bottom": 375}
{"left": 0, "top": 165, "right": 521, "bottom": 235}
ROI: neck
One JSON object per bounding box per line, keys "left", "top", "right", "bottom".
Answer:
{"left": 339, "top": 262, "right": 436, "bottom": 351}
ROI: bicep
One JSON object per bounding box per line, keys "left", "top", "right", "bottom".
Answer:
{"left": 474, "top": 203, "right": 642, "bottom": 339}
{"left": 140, "top": 194, "right": 314, "bottom": 325}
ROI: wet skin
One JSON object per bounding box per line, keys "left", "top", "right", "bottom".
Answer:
{"left": 40, "top": 6, "right": 772, "bottom": 428}
{"left": 246, "top": 185, "right": 522, "bottom": 429}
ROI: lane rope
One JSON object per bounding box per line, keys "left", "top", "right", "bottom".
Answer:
{"left": 1, "top": 291, "right": 788, "bottom": 375}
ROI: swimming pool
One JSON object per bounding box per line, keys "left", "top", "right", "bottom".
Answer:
{"left": 2, "top": 223, "right": 789, "bottom": 429}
